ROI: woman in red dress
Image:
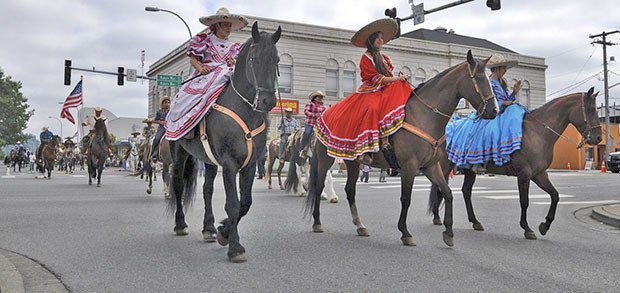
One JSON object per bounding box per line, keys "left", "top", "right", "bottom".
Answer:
{"left": 314, "top": 19, "right": 412, "bottom": 165}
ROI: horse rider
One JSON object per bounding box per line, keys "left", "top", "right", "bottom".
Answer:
{"left": 37, "top": 127, "right": 54, "bottom": 164}
{"left": 164, "top": 7, "right": 248, "bottom": 141}
{"left": 149, "top": 95, "right": 170, "bottom": 161}
{"left": 314, "top": 18, "right": 411, "bottom": 174}
{"left": 81, "top": 107, "right": 112, "bottom": 156}
{"left": 276, "top": 107, "right": 300, "bottom": 163}
{"left": 298, "top": 91, "right": 326, "bottom": 156}
{"left": 63, "top": 137, "right": 75, "bottom": 150}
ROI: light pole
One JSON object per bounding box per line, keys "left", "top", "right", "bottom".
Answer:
{"left": 145, "top": 6, "right": 193, "bottom": 39}
{"left": 48, "top": 116, "right": 63, "bottom": 138}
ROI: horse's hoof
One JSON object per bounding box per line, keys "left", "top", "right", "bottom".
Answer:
{"left": 433, "top": 218, "right": 443, "bottom": 225}
{"left": 538, "top": 223, "right": 548, "bottom": 236}
{"left": 357, "top": 227, "right": 369, "bottom": 237}
{"left": 329, "top": 197, "right": 339, "bottom": 203}
{"left": 202, "top": 232, "right": 217, "bottom": 242}
{"left": 401, "top": 236, "right": 417, "bottom": 246}
{"left": 229, "top": 253, "right": 247, "bottom": 263}
{"left": 216, "top": 230, "right": 229, "bottom": 246}
{"left": 297, "top": 193, "right": 306, "bottom": 197}
{"left": 175, "top": 228, "right": 188, "bottom": 236}
{"left": 312, "top": 224, "right": 323, "bottom": 233}
{"left": 146, "top": 188, "right": 152, "bottom": 195}
{"left": 320, "top": 194, "right": 327, "bottom": 200}
{"left": 472, "top": 223, "right": 485, "bottom": 231}
{"left": 524, "top": 231, "right": 537, "bottom": 240}
{"left": 280, "top": 186, "right": 285, "bottom": 190}
{"left": 442, "top": 231, "right": 455, "bottom": 247}
{"left": 97, "top": 183, "right": 101, "bottom": 187}
{"left": 88, "top": 182, "right": 92, "bottom": 186}
{"left": 268, "top": 185, "right": 272, "bottom": 190}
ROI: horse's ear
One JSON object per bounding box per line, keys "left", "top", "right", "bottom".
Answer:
{"left": 483, "top": 55, "right": 491, "bottom": 66}
{"left": 592, "top": 91, "right": 599, "bottom": 99}
{"left": 252, "top": 21, "right": 260, "bottom": 43}
{"left": 466, "top": 50, "right": 475, "bottom": 67}
{"left": 586, "top": 86, "right": 595, "bottom": 97}
{"left": 272, "top": 26, "right": 282, "bottom": 43}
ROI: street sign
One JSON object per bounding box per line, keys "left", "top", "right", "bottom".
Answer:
{"left": 126, "top": 69, "right": 137, "bottom": 82}
{"left": 412, "top": 3, "right": 425, "bottom": 25}
{"left": 156, "top": 74, "right": 182, "bottom": 87}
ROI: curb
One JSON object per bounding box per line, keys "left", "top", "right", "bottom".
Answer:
{"left": 591, "top": 205, "right": 620, "bottom": 228}
{"left": 0, "top": 249, "right": 25, "bottom": 293}
{"left": 0, "top": 248, "right": 68, "bottom": 293}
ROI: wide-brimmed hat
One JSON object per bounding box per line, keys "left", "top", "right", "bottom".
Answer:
{"left": 131, "top": 132, "right": 141, "bottom": 136}
{"left": 199, "top": 7, "right": 248, "bottom": 31}
{"left": 486, "top": 54, "right": 518, "bottom": 69}
{"left": 95, "top": 107, "right": 103, "bottom": 112}
{"left": 160, "top": 95, "right": 171, "bottom": 106}
{"left": 64, "top": 136, "right": 73, "bottom": 140}
{"left": 284, "top": 107, "right": 293, "bottom": 112}
{"left": 42, "top": 126, "right": 49, "bottom": 131}
{"left": 308, "top": 90, "right": 325, "bottom": 101}
{"left": 350, "top": 18, "right": 398, "bottom": 48}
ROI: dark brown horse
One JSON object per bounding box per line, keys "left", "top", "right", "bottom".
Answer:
{"left": 36, "top": 135, "right": 60, "bottom": 178}
{"left": 87, "top": 119, "right": 110, "bottom": 186}
{"left": 429, "top": 87, "right": 602, "bottom": 239}
{"left": 304, "top": 50, "right": 499, "bottom": 247}
{"left": 265, "top": 135, "right": 287, "bottom": 190}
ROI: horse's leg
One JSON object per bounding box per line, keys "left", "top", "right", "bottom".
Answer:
{"left": 517, "top": 176, "right": 536, "bottom": 240}
{"left": 277, "top": 160, "right": 285, "bottom": 190}
{"left": 146, "top": 161, "right": 153, "bottom": 195}
{"left": 343, "top": 160, "right": 368, "bottom": 236}
{"left": 202, "top": 163, "right": 218, "bottom": 242}
{"left": 295, "top": 161, "right": 306, "bottom": 196}
{"left": 324, "top": 170, "right": 339, "bottom": 203}
{"left": 531, "top": 171, "right": 558, "bottom": 236}
{"left": 308, "top": 144, "right": 334, "bottom": 233}
{"left": 398, "top": 163, "right": 417, "bottom": 246}
{"left": 218, "top": 164, "right": 246, "bottom": 262}
{"left": 97, "top": 160, "right": 103, "bottom": 187}
{"left": 461, "top": 169, "right": 484, "bottom": 231}
{"left": 171, "top": 146, "right": 190, "bottom": 235}
{"left": 424, "top": 163, "right": 455, "bottom": 247}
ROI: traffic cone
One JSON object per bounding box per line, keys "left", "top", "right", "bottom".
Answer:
{"left": 601, "top": 161, "right": 607, "bottom": 173}
{"left": 567, "top": 162, "right": 572, "bottom": 170}
{"left": 449, "top": 169, "right": 455, "bottom": 179}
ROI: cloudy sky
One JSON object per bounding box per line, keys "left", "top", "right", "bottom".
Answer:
{"left": 1, "top": 0, "right": 619, "bottom": 137}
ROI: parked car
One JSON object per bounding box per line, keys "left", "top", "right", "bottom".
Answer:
{"left": 607, "top": 152, "right": 620, "bottom": 173}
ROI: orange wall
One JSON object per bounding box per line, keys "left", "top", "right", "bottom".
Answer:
{"left": 550, "top": 123, "right": 619, "bottom": 169}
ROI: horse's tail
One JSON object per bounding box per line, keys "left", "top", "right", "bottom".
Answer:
{"left": 303, "top": 148, "right": 319, "bottom": 217}
{"left": 167, "top": 156, "right": 198, "bottom": 215}
{"left": 284, "top": 150, "right": 300, "bottom": 193}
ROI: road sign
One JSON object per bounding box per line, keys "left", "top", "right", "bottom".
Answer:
{"left": 156, "top": 74, "right": 182, "bottom": 87}
{"left": 412, "top": 3, "right": 425, "bottom": 25}
{"left": 126, "top": 69, "right": 137, "bottom": 82}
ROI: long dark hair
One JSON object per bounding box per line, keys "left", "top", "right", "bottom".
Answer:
{"left": 490, "top": 67, "right": 509, "bottom": 90}
{"left": 366, "top": 31, "right": 390, "bottom": 76}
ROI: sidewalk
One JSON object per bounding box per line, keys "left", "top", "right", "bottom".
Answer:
{"left": 0, "top": 248, "right": 68, "bottom": 293}
{"left": 591, "top": 204, "right": 620, "bottom": 228}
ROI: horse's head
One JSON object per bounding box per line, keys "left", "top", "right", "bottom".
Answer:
{"left": 51, "top": 135, "right": 61, "bottom": 146}
{"left": 572, "top": 87, "right": 602, "bottom": 147}
{"left": 233, "top": 21, "right": 281, "bottom": 112}
{"left": 459, "top": 50, "right": 499, "bottom": 119}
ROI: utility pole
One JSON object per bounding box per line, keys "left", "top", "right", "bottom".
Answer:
{"left": 590, "top": 30, "right": 619, "bottom": 161}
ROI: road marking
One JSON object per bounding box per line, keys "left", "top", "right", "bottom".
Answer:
{"left": 531, "top": 200, "right": 620, "bottom": 205}
{"left": 481, "top": 194, "right": 576, "bottom": 200}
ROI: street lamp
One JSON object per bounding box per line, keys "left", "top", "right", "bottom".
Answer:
{"left": 47, "top": 116, "right": 63, "bottom": 138}
{"left": 145, "top": 6, "right": 193, "bottom": 39}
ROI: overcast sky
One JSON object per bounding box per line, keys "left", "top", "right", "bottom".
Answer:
{"left": 1, "top": 0, "right": 619, "bottom": 137}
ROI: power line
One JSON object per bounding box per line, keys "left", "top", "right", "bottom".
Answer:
{"left": 546, "top": 71, "right": 601, "bottom": 98}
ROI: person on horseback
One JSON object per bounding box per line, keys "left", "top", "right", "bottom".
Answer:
{"left": 63, "top": 137, "right": 75, "bottom": 150}
{"left": 298, "top": 91, "right": 326, "bottom": 156}
{"left": 149, "top": 96, "right": 170, "bottom": 161}
{"left": 81, "top": 107, "right": 112, "bottom": 156}
{"left": 277, "top": 107, "right": 299, "bottom": 163}
{"left": 445, "top": 54, "right": 526, "bottom": 174}
{"left": 313, "top": 18, "right": 412, "bottom": 170}
{"left": 164, "top": 7, "right": 248, "bottom": 141}
{"left": 37, "top": 126, "right": 54, "bottom": 164}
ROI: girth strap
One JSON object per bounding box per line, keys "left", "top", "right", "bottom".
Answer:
{"left": 401, "top": 121, "right": 446, "bottom": 157}
{"left": 210, "top": 103, "right": 266, "bottom": 170}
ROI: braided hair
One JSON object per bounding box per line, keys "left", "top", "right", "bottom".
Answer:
{"left": 366, "top": 31, "right": 390, "bottom": 76}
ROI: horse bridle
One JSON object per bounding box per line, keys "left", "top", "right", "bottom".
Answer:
{"left": 230, "top": 43, "right": 277, "bottom": 112}
{"left": 411, "top": 62, "right": 496, "bottom": 119}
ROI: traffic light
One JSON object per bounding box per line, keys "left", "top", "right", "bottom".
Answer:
{"left": 117, "top": 67, "right": 124, "bottom": 86}
{"left": 64, "top": 60, "right": 71, "bottom": 85}
{"left": 385, "top": 7, "right": 397, "bottom": 19}
{"left": 486, "top": 0, "right": 501, "bottom": 10}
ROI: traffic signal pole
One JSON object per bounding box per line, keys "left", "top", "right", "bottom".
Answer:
{"left": 63, "top": 60, "right": 155, "bottom": 86}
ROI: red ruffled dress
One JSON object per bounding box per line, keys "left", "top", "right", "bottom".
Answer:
{"left": 314, "top": 53, "right": 412, "bottom": 160}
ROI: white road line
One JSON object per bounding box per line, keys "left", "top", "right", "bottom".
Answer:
{"left": 481, "top": 194, "right": 576, "bottom": 200}
{"left": 531, "top": 200, "right": 620, "bottom": 205}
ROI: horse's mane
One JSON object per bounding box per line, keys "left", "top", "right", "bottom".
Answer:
{"left": 528, "top": 92, "right": 580, "bottom": 116}
{"left": 414, "top": 62, "right": 464, "bottom": 93}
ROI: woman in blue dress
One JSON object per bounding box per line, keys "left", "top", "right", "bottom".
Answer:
{"left": 446, "top": 54, "right": 526, "bottom": 173}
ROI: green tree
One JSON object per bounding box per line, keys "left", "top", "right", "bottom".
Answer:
{"left": 0, "top": 68, "right": 34, "bottom": 147}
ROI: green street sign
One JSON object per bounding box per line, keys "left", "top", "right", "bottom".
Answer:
{"left": 156, "top": 74, "right": 182, "bottom": 87}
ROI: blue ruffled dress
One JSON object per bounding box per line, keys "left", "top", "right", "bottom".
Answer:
{"left": 446, "top": 79, "right": 527, "bottom": 168}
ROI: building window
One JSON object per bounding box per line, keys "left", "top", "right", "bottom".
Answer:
{"left": 414, "top": 68, "right": 426, "bottom": 87}
{"left": 326, "top": 69, "right": 339, "bottom": 97}
{"left": 520, "top": 80, "right": 531, "bottom": 109}
{"left": 278, "top": 65, "right": 292, "bottom": 93}
{"left": 343, "top": 70, "right": 355, "bottom": 96}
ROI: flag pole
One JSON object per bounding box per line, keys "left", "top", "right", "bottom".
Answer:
{"left": 78, "top": 75, "right": 84, "bottom": 141}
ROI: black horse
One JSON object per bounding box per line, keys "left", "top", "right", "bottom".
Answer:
{"left": 9, "top": 147, "right": 28, "bottom": 172}
{"left": 87, "top": 119, "right": 110, "bottom": 186}
{"left": 168, "top": 22, "right": 281, "bottom": 263}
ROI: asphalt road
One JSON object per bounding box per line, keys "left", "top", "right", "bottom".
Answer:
{"left": 1, "top": 165, "right": 619, "bottom": 292}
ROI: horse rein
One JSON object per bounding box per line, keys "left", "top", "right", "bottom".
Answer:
{"left": 230, "top": 43, "right": 277, "bottom": 112}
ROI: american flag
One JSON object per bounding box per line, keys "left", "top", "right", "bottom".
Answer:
{"left": 60, "top": 80, "right": 83, "bottom": 124}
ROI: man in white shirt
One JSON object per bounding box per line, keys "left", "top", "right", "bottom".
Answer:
{"left": 81, "top": 107, "right": 111, "bottom": 156}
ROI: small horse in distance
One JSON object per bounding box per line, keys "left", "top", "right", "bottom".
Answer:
{"left": 36, "top": 135, "right": 61, "bottom": 179}
{"left": 167, "top": 22, "right": 281, "bottom": 262}
{"left": 428, "top": 87, "right": 602, "bottom": 240}
{"left": 304, "top": 51, "right": 498, "bottom": 247}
